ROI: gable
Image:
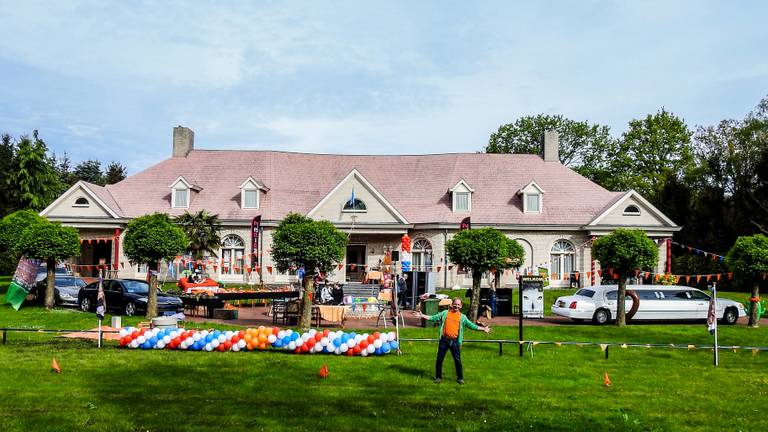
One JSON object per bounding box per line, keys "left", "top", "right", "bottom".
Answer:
{"left": 40, "top": 183, "right": 118, "bottom": 219}
{"left": 588, "top": 191, "right": 675, "bottom": 227}
{"left": 307, "top": 170, "right": 407, "bottom": 224}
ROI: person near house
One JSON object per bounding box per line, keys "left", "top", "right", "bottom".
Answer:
{"left": 397, "top": 273, "right": 408, "bottom": 308}
{"left": 413, "top": 298, "right": 491, "bottom": 384}
{"left": 489, "top": 287, "right": 498, "bottom": 318}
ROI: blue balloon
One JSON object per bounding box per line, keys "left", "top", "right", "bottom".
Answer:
{"left": 349, "top": 332, "right": 357, "bottom": 339}
{"left": 149, "top": 337, "right": 158, "bottom": 346}
{"left": 273, "top": 340, "right": 283, "bottom": 348}
{"left": 290, "top": 333, "right": 299, "bottom": 341}
{"left": 282, "top": 336, "right": 291, "bottom": 345}
{"left": 374, "top": 348, "right": 382, "bottom": 355}
{"left": 141, "top": 342, "right": 152, "bottom": 350}
{"left": 382, "top": 344, "right": 391, "bottom": 353}
{"left": 389, "top": 341, "right": 399, "bottom": 349}
{"left": 205, "top": 335, "right": 213, "bottom": 343}
{"left": 333, "top": 338, "right": 342, "bottom": 347}
{"left": 341, "top": 335, "right": 349, "bottom": 343}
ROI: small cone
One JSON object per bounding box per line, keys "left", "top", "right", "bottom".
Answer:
{"left": 51, "top": 357, "right": 61, "bottom": 374}
{"left": 603, "top": 372, "right": 611, "bottom": 387}
{"left": 319, "top": 364, "right": 329, "bottom": 379}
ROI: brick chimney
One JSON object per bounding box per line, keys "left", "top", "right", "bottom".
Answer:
{"left": 173, "top": 126, "right": 194, "bottom": 157}
{"left": 541, "top": 131, "right": 559, "bottom": 163}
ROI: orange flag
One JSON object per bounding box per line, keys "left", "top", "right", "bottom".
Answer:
{"left": 338, "top": 264, "right": 343, "bottom": 270}
{"left": 436, "top": 266, "right": 442, "bottom": 272}
{"left": 603, "top": 372, "right": 611, "bottom": 387}
{"left": 52, "top": 357, "right": 61, "bottom": 374}
{"left": 267, "top": 266, "right": 273, "bottom": 274}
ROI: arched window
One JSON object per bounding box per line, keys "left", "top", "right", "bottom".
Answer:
{"left": 412, "top": 238, "right": 433, "bottom": 271}
{"left": 514, "top": 238, "right": 533, "bottom": 271}
{"left": 623, "top": 205, "right": 641, "bottom": 216}
{"left": 550, "top": 240, "right": 575, "bottom": 279}
{"left": 343, "top": 198, "right": 367, "bottom": 212}
{"left": 73, "top": 197, "right": 90, "bottom": 207}
{"left": 221, "top": 235, "right": 245, "bottom": 275}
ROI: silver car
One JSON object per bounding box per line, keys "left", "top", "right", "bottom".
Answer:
{"left": 551, "top": 285, "right": 747, "bottom": 325}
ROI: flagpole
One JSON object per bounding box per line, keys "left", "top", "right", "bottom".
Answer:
{"left": 713, "top": 282, "right": 719, "bottom": 367}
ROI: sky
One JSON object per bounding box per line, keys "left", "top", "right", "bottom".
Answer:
{"left": 1, "top": 1, "right": 767, "bottom": 174}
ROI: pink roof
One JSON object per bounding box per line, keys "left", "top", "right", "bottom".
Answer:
{"left": 105, "top": 151, "right": 622, "bottom": 225}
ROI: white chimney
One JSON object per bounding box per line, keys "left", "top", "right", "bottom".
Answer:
{"left": 541, "top": 131, "right": 559, "bottom": 163}
{"left": 173, "top": 126, "right": 194, "bottom": 158}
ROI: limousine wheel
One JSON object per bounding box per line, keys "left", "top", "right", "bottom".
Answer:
{"left": 80, "top": 297, "right": 91, "bottom": 312}
{"left": 722, "top": 307, "right": 738, "bottom": 325}
{"left": 592, "top": 309, "right": 611, "bottom": 325}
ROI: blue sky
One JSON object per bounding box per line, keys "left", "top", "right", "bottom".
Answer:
{"left": 1, "top": 1, "right": 766, "bottom": 173}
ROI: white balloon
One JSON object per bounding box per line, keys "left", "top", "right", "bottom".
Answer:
{"left": 340, "top": 344, "right": 348, "bottom": 353}
{"left": 336, "top": 330, "right": 343, "bottom": 338}
{"left": 373, "top": 340, "right": 382, "bottom": 349}
{"left": 156, "top": 341, "right": 165, "bottom": 349}
{"left": 288, "top": 341, "right": 296, "bottom": 350}
{"left": 162, "top": 336, "right": 171, "bottom": 344}
{"left": 367, "top": 345, "right": 375, "bottom": 354}
{"left": 302, "top": 333, "right": 310, "bottom": 341}
{"left": 285, "top": 329, "right": 293, "bottom": 336}
{"left": 129, "top": 340, "right": 139, "bottom": 348}
{"left": 238, "top": 339, "right": 246, "bottom": 349}
{"left": 277, "top": 331, "right": 286, "bottom": 339}
{"left": 137, "top": 336, "right": 146, "bottom": 344}
{"left": 347, "top": 339, "right": 356, "bottom": 348}
{"left": 354, "top": 335, "right": 363, "bottom": 342}
{"left": 179, "top": 341, "right": 188, "bottom": 350}
{"left": 334, "top": 348, "right": 341, "bottom": 355}
{"left": 119, "top": 328, "right": 129, "bottom": 337}
{"left": 216, "top": 335, "right": 225, "bottom": 343}
{"left": 201, "top": 330, "right": 209, "bottom": 337}
{"left": 192, "top": 333, "right": 202, "bottom": 341}
{"left": 361, "top": 349, "right": 369, "bottom": 357}
{"left": 308, "top": 329, "right": 317, "bottom": 335}
{"left": 320, "top": 337, "right": 329, "bottom": 346}
{"left": 267, "top": 334, "right": 277, "bottom": 343}
{"left": 204, "top": 343, "right": 213, "bottom": 351}
{"left": 211, "top": 340, "right": 220, "bottom": 348}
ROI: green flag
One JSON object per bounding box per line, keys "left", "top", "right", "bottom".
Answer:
{"left": 4, "top": 258, "right": 41, "bottom": 310}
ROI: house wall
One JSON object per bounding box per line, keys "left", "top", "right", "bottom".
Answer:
{"left": 599, "top": 197, "right": 665, "bottom": 226}
{"left": 310, "top": 177, "right": 401, "bottom": 223}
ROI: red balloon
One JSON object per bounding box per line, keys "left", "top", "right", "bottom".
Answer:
{"left": 307, "top": 339, "right": 316, "bottom": 347}
{"left": 301, "top": 345, "right": 309, "bottom": 353}
{"left": 139, "top": 328, "right": 147, "bottom": 335}
{"left": 272, "top": 327, "right": 279, "bottom": 336}
{"left": 360, "top": 340, "right": 369, "bottom": 349}
{"left": 373, "top": 332, "right": 381, "bottom": 339}
{"left": 346, "top": 349, "right": 354, "bottom": 356}
{"left": 295, "top": 347, "right": 301, "bottom": 354}
{"left": 131, "top": 331, "right": 140, "bottom": 339}
{"left": 314, "top": 333, "right": 323, "bottom": 342}
{"left": 367, "top": 335, "right": 375, "bottom": 344}
{"left": 322, "top": 329, "right": 330, "bottom": 337}
{"left": 353, "top": 346, "right": 362, "bottom": 354}
{"left": 231, "top": 335, "right": 239, "bottom": 344}
{"left": 119, "top": 337, "right": 127, "bottom": 346}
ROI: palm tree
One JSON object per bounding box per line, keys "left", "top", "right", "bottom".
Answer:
{"left": 174, "top": 210, "right": 222, "bottom": 260}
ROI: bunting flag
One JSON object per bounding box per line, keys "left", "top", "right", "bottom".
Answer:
{"left": 448, "top": 265, "right": 454, "bottom": 271}
{"left": 267, "top": 266, "right": 273, "bottom": 274}
{"left": 338, "top": 264, "right": 343, "bottom": 270}
{"left": 213, "top": 265, "right": 218, "bottom": 272}
{"left": 436, "top": 265, "right": 442, "bottom": 272}
{"left": 350, "top": 264, "right": 357, "bottom": 271}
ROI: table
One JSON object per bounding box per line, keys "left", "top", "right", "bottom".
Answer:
{"left": 312, "top": 305, "right": 346, "bottom": 327}
{"left": 181, "top": 291, "right": 300, "bottom": 318}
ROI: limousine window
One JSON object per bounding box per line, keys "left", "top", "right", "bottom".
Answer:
{"left": 689, "top": 290, "right": 710, "bottom": 300}
{"left": 576, "top": 289, "right": 596, "bottom": 298}
{"left": 605, "top": 291, "right": 633, "bottom": 300}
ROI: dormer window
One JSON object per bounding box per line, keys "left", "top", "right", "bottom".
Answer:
{"left": 239, "top": 177, "right": 268, "bottom": 210}
{"left": 169, "top": 176, "right": 201, "bottom": 209}
{"left": 518, "top": 180, "right": 545, "bottom": 214}
{"left": 623, "top": 205, "right": 641, "bottom": 216}
{"left": 343, "top": 198, "right": 367, "bottom": 212}
{"left": 449, "top": 179, "right": 474, "bottom": 213}
{"left": 73, "top": 197, "right": 90, "bottom": 207}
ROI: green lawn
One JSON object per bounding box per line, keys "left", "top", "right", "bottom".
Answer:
{"left": 1, "top": 302, "right": 767, "bottom": 431}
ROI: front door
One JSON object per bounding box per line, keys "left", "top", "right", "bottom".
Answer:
{"left": 346, "top": 244, "right": 366, "bottom": 282}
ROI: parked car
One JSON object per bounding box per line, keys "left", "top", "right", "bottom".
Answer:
{"left": 78, "top": 279, "right": 184, "bottom": 317}
{"left": 35, "top": 264, "right": 71, "bottom": 282}
{"left": 30, "top": 276, "right": 87, "bottom": 306}
{"left": 551, "top": 285, "right": 746, "bottom": 325}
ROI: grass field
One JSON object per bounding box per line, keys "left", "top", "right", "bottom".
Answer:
{"left": 1, "top": 301, "right": 767, "bottom": 432}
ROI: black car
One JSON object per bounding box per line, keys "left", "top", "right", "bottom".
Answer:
{"left": 31, "top": 276, "right": 87, "bottom": 306}
{"left": 78, "top": 278, "right": 184, "bottom": 317}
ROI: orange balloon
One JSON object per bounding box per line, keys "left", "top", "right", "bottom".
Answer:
{"left": 258, "top": 342, "right": 266, "bottom": 350}
{"left": 244, "top": 334, "right": 253, "bottom": 342}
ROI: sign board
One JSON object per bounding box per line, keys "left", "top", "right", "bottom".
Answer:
{"left": 519, "top": 275, "right": 544, "bottom": 319}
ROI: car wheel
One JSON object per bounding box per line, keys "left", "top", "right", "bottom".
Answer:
{"left": 721, "top": 307, "right": 738, "bottom": 325}
{"left": 592, "top": 309, "right": 611, "bottom": 325}
{"left": 80, "top": 297, "right": 91, "bottom": 312}
{"left": 125, "top": 302, "right": 136, "bottom": 317}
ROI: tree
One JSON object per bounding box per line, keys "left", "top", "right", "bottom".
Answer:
{"left": 174, "top": 211, "right": 222, "bottom": 260}
{"left": 6, "top": 131, "right": 62, "bottom": 211}
{"left": 73, "top": 159, "right": 105, "bottom": 185}
{"left": 726, "top": 235, "right": 768, "bottom": 327}
{"left": 54, "top": 152, "right": 79, "bottom": 188}
{"left": 0, "top": 210, "right": 45, "bottom": 275}
{"left": 591, "top": 229, "right": 658, "bottom": 326}
{"left": 605, "top": 109, "right": 694, "bottom": 204}
{"left": 123, "top": 213, "right": 188, "bottom": 318}
{"left": 0, "top": 134, "right": 15, "bottom": 216}
{"left": 485, "top": 114, "right": 615, "bottom": 173}
{"left": 445, "top": 228, "right": 525, "bottom": 321}
{"left": 104, "top": 161, "right": 127, "bottom": 184}
{"left": 16, "top": 220, "right": 80, "bottom": 309}
{"left": 271, "top": 213, "right": 347, "bottom": 329}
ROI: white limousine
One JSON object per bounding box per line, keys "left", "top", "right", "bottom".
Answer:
{"left": 551, "top": 285, "right": 747, "bottom": 325}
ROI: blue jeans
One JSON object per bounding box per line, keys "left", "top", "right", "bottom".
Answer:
{"left": 490, "top": 295, "right": 497, "bottom": 317}
{"left": 435, "top": 337, "right": 463, "bottom": 380}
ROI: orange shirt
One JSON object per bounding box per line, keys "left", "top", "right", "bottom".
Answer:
{"left": 443, "top": 310, "right": 461, "bottom": 338}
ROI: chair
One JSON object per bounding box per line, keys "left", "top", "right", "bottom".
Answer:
{"left": 271, "top": 298, "right": 287, "bottom": 325}
{"left": 376, "top": 289, "right": 405, "bottom": 328}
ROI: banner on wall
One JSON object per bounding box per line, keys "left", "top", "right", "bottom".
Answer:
{"left": 251, "top": 216, "right": 261, "bottom": 269}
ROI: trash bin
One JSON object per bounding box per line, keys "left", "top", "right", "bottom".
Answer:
{"left": 421, "top": 299, "right": 440, "bottom": 327}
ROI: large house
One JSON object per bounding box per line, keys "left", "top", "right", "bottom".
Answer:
{"left": 42, "top": 126, "right": 680, "bottom": 289}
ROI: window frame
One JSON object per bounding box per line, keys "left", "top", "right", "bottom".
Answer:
{"left": 172, "top": 186, "right": 190, "bottom": 208}
{"left": 242, "top": 188, "right": 259, "bottom": 209}
{"left": 73, "top": 197, "right": 90, "bottom": 208}
{"left": 342, "top": 198, "right": 368, "bottom": 213}
{"left": 453, "top": 192, "right": 470, "bottom": 212}
{"left": 623, "top": 205, "right": 641, "bottom": 216}
{"left": 524, "top": 193, "right": 541, "bottom": 213}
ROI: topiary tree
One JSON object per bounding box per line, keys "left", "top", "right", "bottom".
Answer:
{"left": 16, "top": 219, "right": 80, "bottom": 309}
{"left": 0, "top": 209, "right": 45, "bottom": 275}
{"left": 726, "top": 234, "right": 768, "bottom": 327}
{"left": 592, "top": 229, "right": 658, "bottom": 326}
{"left": 445, "top": 228, "right": 525, "bottom": 321}
{"left": 123, "top": 213, "right": 188, "bottom": 318}
{"left": 271, "top": 213, "right": 347, "bottom": 329}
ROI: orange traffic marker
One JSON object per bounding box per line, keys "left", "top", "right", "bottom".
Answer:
{"left": 52, "top": 357, "right": 61, "bottom": 374}
{"left": 319, "top": 364, "right": 329, "bottom": 379}
{"left": 603, "top": 371, "right": 611, "bottom": 387}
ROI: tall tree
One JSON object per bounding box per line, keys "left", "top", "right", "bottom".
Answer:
{"left": 726, "top": 235, "right": 768, "bottom": 327}
{"left": 485, "top": 114, "right": 615, "bottom": 177}
{"left": 73, "top": 159, "right": 105, "bottom": 185}
{"left": 445, "top": 228, "right": 525, "bottom": 321}
{"left": 104, "top": 161, "right": 127, "bottom": 184}
{"left": 174, "top": 211, "right": 222, "bottom": 260}
{"left": 123, "top": 213, "right": 188, "bottom": 318}
{"left": 16, "top": 219, "right": 81, "bottom": 309}
{"left": 0, "top": 210, "right": 45, "bottom": 275}
{"left": 6, "top": 131, "right": 62, "bottom": 211}
{"left": 54, "top": 152, "right": 79, "bottom": 188}
{"left": 604, "top": 109, "right": 694, "bottom": 204}
{"left": 0, "top": 134, "right": 15, "bottom": 216}
{"left": 271, "top": 213, "right": 347, "bottom": 329}
{"left": 592, "top": 229, "right": 658, "bottom": 326}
